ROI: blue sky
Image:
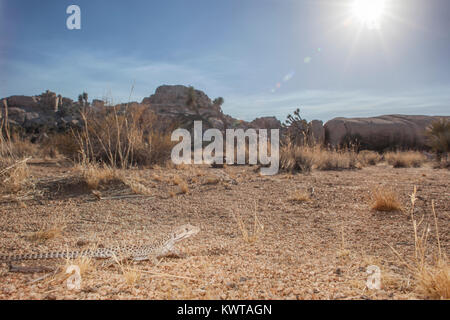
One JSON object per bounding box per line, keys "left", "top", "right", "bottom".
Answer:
{"left": 0, "top": 0, "right": 449, "bottom": 122}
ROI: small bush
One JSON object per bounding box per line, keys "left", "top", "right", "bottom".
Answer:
{"left": 357, "top": 150, "right": 381, "bottom": 166}
{"left": 384, "top": 151, "right": 426, "bottom": 168}
{"left": 370, "top": 187, "right": 403, "bottom": 212}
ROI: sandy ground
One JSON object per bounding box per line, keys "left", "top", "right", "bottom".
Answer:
{"left": 0, "top": 160, "right": 448, "bottom": 300}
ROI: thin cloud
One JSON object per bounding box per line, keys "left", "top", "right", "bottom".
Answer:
{"left": 225, "top": 87, "right": 450, "bottom": 122}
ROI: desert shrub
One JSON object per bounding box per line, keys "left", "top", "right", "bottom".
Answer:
{"left": 280, "top": 142, "right": 314, "bottom": 173}
{"left": 76, "top": 105, "right": 175, "bottom": 168}
{"left": 42, "top": 133, "right": 80, "bottom": 159}
{"left": 426, "top": 119, "right": 450, "bottom": 162}
{"left": 384, "top": 151, "right": 426, "bottom": 168}
{"left": 357, "top": 150, "right": 381, "bottom": 166}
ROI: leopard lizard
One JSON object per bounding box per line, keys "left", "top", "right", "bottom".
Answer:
{"left": 0, "top": 224, "right": 200, "bottom": 265}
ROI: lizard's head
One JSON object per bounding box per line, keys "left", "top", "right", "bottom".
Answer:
{"left": 171, "top": 224, "right": 200, "bottom": 242}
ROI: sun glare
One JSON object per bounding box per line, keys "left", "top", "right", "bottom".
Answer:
{"left": 352, "top": 0, "right": 386, "bottom": 29}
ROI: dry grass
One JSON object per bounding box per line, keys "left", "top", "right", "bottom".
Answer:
{"left": 25, "top": 214, "right": 67, "bottom": 243}
{"left": 280, "top": 142, "right": 314, "bottom": 173}
{"left": 370, "top": 187, "right": 404, "bottom": 212}
{"left": 280, "top": 143, "right": 357, "bottom": 173}
{"left": 204, "top": 177, "right": 221, "bottom": 185}
{"left": 0, "top": 111, "right": 36, "bottom": 202}
{"left": 76, "top": 163, "right": 119, "bottom": 190}
{"left": 27, "top": 226, "right": 65, "bottom": 243}
{"left": 313, "top": 147, "right": 358, "bottom": 171}
{"left": 75, "top": 105, "right": 174, "bottom": 168}
{"left": 289, "top": 190, "right": 311, "bottom": 203}
{"left": 389, "top": 188, "right": 449, "bottom": 299}
{"left": 112, "top": 255, "right": 142, "bottom": 287}
{"left": 123, "top": 178, "right": 153, "bottom": 196}
{"left": 76, "top": 163, "right": 154, "bottom": 195}
{"left": 384, "top": 151, "right": 427, "bottom": 168}
{"left": 64, "top": 256, "right": 94, "bottom": 279}
{"left": 179, "top": 182, "right": 189, "bottom": 194}
{"left": 336, "top": 225, "right": 351, "bottom": 260}
{"left": 230, "top": 202, "right": 264, "bottom": 244}
{"left": 43, "top": 133, "right": 80, "bottom": 159}
{"left": 172, "top": 175, "right": 183, "bottom": 186}
{"left": 357, "top": 150, "right": 382, "bottom": 166}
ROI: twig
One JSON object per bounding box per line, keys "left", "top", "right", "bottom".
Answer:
{"left": 137, "top": 269, "right": 199, "bottom": 281}
{"left": 9, "top": 264, "right": 56, "bottom": 274}
{"left": 88, "top": 194, "right": 155, "bottom": 201}
{"left": 0, "top": 157, "right": 31, "bottom": 176}
{"left": 28, "top": 269, "right": 60, "bottom": 284}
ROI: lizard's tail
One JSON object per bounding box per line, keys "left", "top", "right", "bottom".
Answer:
{"left": 0, "top": 251, "right": 83, "bottom": 262}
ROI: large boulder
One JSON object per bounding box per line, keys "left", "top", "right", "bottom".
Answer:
{"left": 324, "top": 115, "right": 450, "bottom": 150}
{"left": 7, "top": 96, "right": 39, "bottom": 109}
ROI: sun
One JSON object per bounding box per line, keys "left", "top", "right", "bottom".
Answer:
{"left": 352, "top": 0, "right": 387, "bottom": 29}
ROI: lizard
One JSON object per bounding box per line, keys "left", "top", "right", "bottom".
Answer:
{"left": 0, "top": 224, "right": 200, "bottom": 266}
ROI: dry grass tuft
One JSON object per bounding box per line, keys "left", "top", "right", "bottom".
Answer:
{"left": 289, "top": 190, "right": 311, "bottom": 203}
{"left": 179, "top": 182, "right": 189, "bottom": 194}
{"left": 336, "top": 225, "right": 351, "bottom": 261}
{"left": 27, "top": 226, "right": 65, "bottom": 243}
{"left": 25, "top": 215, "right": 67, "bottom": 243}
{"left": 384, "top": 151, "right": 427, "bottom": 168}
{"left": 388, "top": 188, "right": 449, "bottom": 299}
{"left": 76, "top": 163, "right": 120, "bottom": 190}
{"left": 204, "top": 177, "right": 221, "bottom": 185}
{"left": 64, "top": 256, "right": 94, "bottom": 278}
{"left": 112, "top": 255, "right": 142, "bottom": 287}
{"left": 172, "top": 175, "right": 183, "bottom": 186}
{"left": 123, "top": 179, "right": 153, "bottom": 196}
{"left": 230, "top": 202, "right": 264, "bottom": 244}
{"left": 370, "top": 187, "right": 403, "bottom": 212}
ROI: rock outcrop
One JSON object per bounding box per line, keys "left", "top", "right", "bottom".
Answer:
{"left": 324, "top": 115, "right": 450, "bottom": 150}
{"left": 249, "top": 117, "right": 282, "bottom": 130}
{"left": 1, "top": 90, "right": 81, "bottom": 132}
{"left": 142, "top": 85, "right": 228, "bottom": 129}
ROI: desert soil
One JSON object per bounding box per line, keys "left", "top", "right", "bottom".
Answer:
{"left": 0, "top": 160, "right": 448, "bottom": 300}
